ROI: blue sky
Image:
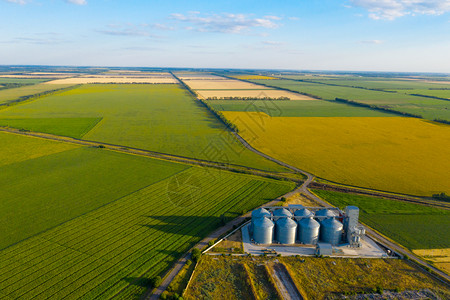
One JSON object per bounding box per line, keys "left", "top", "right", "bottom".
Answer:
{"left": 1, "top": 0, "right": 449, "bottom": 72}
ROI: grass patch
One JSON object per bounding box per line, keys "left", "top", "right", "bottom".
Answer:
{"left": 312, "top": 189, "right": 450, "bottom": 249}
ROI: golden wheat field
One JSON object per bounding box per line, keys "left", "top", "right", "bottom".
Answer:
{"left": 196, "top": 89, "right": 314, "bottom": 100}
{"left": 222, "top": 112, "right": 450, "bottom": 196}
{"left": 182, "top": 79, "right": 272, "bottom": 90}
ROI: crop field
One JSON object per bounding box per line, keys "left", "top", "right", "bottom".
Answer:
{"left": 222, "top": 112, "right": 450, "bottom": 196}
{"left": 0, "top": 84, "right": 286, "bottom": 171}
{"left": 0, "top": 145, "right": 190, "bottom": 249}
{"left": 197, "top": 89, "right": 314, "bottom": 100}
{"left": 208, "top": 99, "right": 395, "bottom": 117}
{"left": 45, "top": 74, "right": 177, "bottom": 84}
{"left": 182, "top": 79, "right": 272, "bottom": 90}
{"left": 0, "top": 131, "right": 78, "bottom": 168}
{"left": 313, "top": 190, "right": 450, "bottom": 250}
{"left": 0, "top": 78, "right": 48, "bottom": 84}
{"left": 0, "top": 83, "right": 74, "bottom": 105}
{"left": 230, "top": 75, "right": 278, "bottom": 80}
{"left": 249, "top": 79, "right": 450, "bottom": 121}
{"left": 186, "top": 256, "right": 450, "bottom": 299}
{"left": 0, "top": 117, "right": 102, "bottom": 138}
{"left": 0, "top": 163, "right": 294, "bottom": 299}
{"left": 413, "top": 249, "right": 450, "bottom": 274}
{"left": 394, "top": 88, "right": 450, "bottom": 99}
{"left": 302, "top": 79, "right": 450, "bottom": 90}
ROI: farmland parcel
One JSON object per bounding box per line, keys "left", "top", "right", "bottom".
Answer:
{"left": 222, "top": 112, "right": 450, "bottom": 196}
{"left": 0, "top": 84, "right": 285, "bottom": 172}
{"left": 0, "top": 141, "right": 294, "bottom": 299}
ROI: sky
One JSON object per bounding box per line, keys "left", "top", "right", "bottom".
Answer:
{"left": 1, "top": 0, "right": 449, "bottom": 72}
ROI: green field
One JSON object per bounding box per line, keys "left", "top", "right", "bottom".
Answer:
{"left": 0, "top": 145, "right": 189, "bottom": 250}
{"left": 249, "top": 79, "right": 450, "bottom": 121}
{"left": 0, "top": 78, "right": 49, "bottom": 84}
{"left": 0, "top": 84, "right": 286, "bottom": 171}
{"left": 0, "top": 83, "right": 74, "bottom": 105}
{"left": 394, "top": 89, "right": 450, "bottom": 99}
{"left": 302, "top": 78, "right": 450, "bottom": 90}
{"left": 0, "top": 117, "right": 102, "bottom": 138}
{"left": 313, "top": 190, "right": 450, "bottom": 250}
{"left": 0, "top": 158, "right": 294, "bottom": 299}
{"left": 208, "top": 99, "right": 395, "bottom": 117}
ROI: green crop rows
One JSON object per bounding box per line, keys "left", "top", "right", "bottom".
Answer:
{"left": 0, "top": 165, "right": 294, "bottom": 299}
{"left": 313, "top": 189, "right": 450, "bottom": 250}
{"left": 0, "top": 145, "right": 189, "bottom": 249}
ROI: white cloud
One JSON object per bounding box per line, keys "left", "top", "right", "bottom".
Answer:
{"left": 66, "top": 0, "right": 87, "bottom": 4}
{"left": 359, "top": 39, "right": 385, "bottom": 44}
{"left": 4, "top": 0, "right": 28, "bottom": 4}
{"left": 351, "top": 0, "right": 450, "bottom": 20}
{"left": 170, "top": 12, "right": 281, "bottom": 34}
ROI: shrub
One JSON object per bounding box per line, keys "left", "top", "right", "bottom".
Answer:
{"left": 191, "top": 248, "right": 202, "bottom": 263}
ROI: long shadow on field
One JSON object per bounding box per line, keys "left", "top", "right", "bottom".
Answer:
{"left": 192, "top": 99, "right": 226, "bottom": 130}
{"left": 141, "top": 214, "right": 236, "bottom": 238}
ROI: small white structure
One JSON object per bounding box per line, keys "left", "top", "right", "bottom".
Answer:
{"left": 316, "top": 243, "right": 333, "bottom": 256}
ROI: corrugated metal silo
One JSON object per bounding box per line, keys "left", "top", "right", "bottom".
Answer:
{"left": 294, "top": 208, "right": 314, "bottom": 218}
{"left": 251, "top": 208, "right": 271, "bottom": 233}
{"left": 320, "top": 218, "right": 343, "bottom": 245}
{"left": 253, "top": 217, "right": 274, "bottom": 244}
{"left": 275, "top": 217, "right": 297, "bottom": 244}
{"left": 298, "top": 217, "right": 320, "bottom": 244}
{"left": 315, "top": 208, "right": 335, "bottom": 223}
{"left": 273, "top": 208, "right": 293, "bottom": 218}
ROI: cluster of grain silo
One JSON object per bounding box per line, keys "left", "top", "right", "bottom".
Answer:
{"left": 250, "top": 205, "right": 361, "bottom": 247}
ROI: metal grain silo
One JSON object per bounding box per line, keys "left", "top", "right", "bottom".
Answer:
{"left": 298, "top": 217, "right": 320, "bottom": 244}
{"left": 251, "top": 208, "right": 271, "bottom": 233}
{"left": 253, "top": 217, "right": 274, "bottom": 244}
{"left": 320, "top": 218, "right": 343, "bottom": 245}
{"left": 294, "top": 208, "right": 314, "bottom": 218}
{"left": 273, "top": 208, "right": 293, "bottom": 218}
{"left": 275, "top": 218, "right": 297, "bottom": 244}
{"left": 315, "top": 209, "right": 335, "bottom": 223}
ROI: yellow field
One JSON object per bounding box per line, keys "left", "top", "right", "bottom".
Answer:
{"left": 231, "top": 75, "right": 278, "bottom": 80}
{"left": 413, "top": 249, "right": 450, "bottom": 274}
{"left": 197, "top": 89, "right": 314, "bottom": 100}
{"left": 182, "top": 79, "right": 272, "bottom": 90}
{"left": 222, "top": 112, "right": 450, "bottom": 196}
